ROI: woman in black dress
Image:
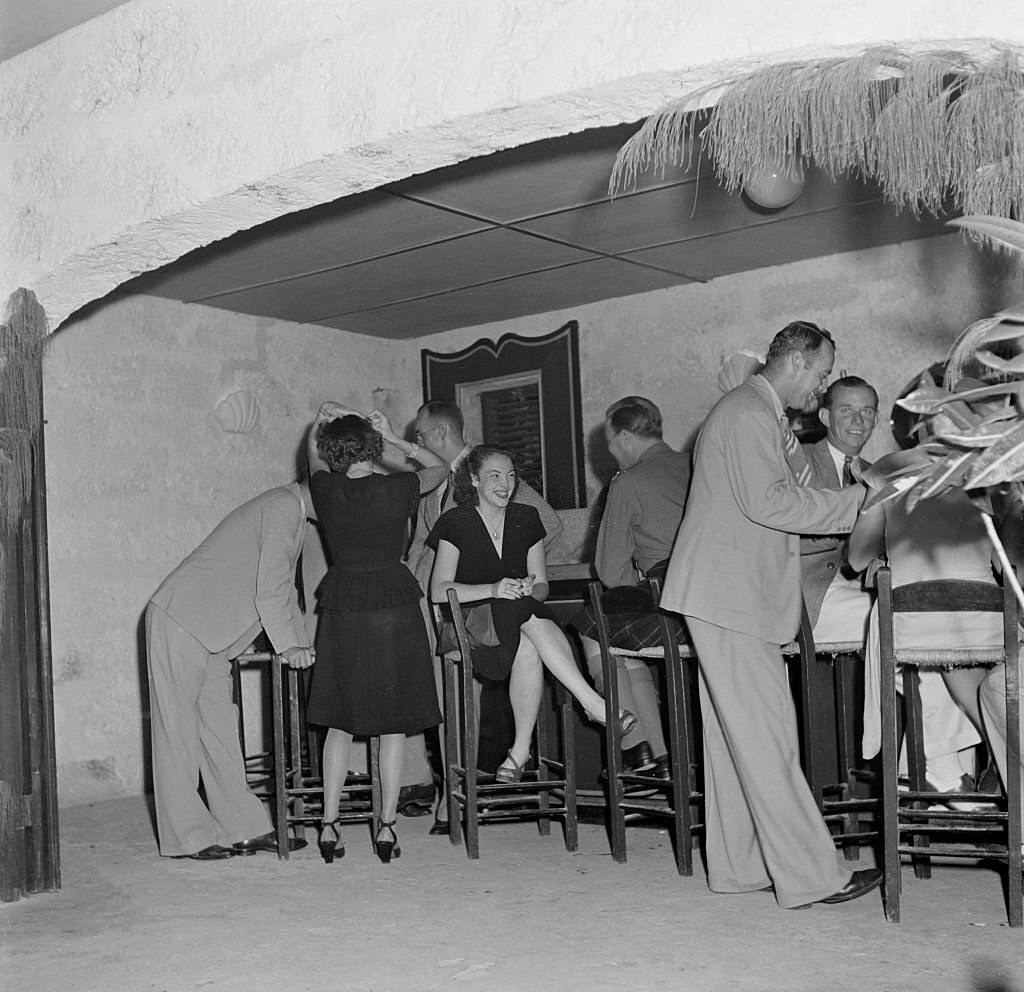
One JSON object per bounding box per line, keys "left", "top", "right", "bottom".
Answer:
{"left": 428, "top": 445, "right": 635, "bottom": 782}
{"left": 306, "top": 404, "right": 446, "bottom": 863}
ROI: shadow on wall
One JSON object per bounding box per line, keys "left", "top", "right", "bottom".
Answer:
{"left": 134, "top": 611, "right": 157, "bottom": 838}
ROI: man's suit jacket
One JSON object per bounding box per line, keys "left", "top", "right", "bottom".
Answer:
{"left": 799, "top": 440, "right": 869, "bottom": 627}
{"left": 407, "top": 456, "right": 563, "bottom": 592}
{"left": 660, "top": 376, "right": 862, "bottom": 644}
{"left": 150, "top": 484, "right": 310, "bottom": 658}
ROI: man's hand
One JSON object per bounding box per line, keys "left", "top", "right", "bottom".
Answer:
{"left": 367, "top": 409, "right": 398, "bottom": 444}
{"left": 280, "top": 645, "right": 316, "bottom": 669}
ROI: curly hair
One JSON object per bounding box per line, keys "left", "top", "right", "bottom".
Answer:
{"left": 452, "top": 445, "right": 517, "bottom": 507}
{"left": 316, "top": 415, "right": 383, "bottom": 472}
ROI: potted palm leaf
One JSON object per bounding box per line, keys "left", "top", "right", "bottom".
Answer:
{"left": 865, "top": 215, "right": 1024, "bottom": 609}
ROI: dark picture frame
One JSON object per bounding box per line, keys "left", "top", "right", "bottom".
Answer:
{"left": 421, "top": 321, "right": 586, "bottom": 509}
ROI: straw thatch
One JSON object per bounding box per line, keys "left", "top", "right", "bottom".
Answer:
{"left": 610, "top": 43, "right": 1024, "bottom": 220}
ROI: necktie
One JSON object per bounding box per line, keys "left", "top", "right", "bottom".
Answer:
{"left": 780, "top": 416, "right": 813, "bottom": 486}
{"left": 842, "top": 455, "right": 854, "bottom": 487}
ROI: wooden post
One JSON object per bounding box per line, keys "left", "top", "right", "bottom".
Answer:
{"left": 0, "top": 289, "right": 59, "bottom": 901}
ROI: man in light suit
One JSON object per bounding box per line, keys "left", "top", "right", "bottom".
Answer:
{"left": 660, "top": 321, "right": 881, "bottom": 908}
{"left": 399, "top": 399, "right": 563, "bottom": 825}
{"left": 146, "top": 483, "right": 316, "bottom": 859}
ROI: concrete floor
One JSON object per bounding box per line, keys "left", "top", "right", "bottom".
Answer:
{"left": 3, "top": 797, "right": 1024, "bottom": 992}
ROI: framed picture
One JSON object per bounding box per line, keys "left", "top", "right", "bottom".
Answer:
{"left": 421, "top": 321, "right": 586, "bottom": 509}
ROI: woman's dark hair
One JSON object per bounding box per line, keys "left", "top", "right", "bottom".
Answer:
{"left": 316, "top": 415, "right": 383, "bottom": 472}
{"left": 452, "top": 445, "right": 517, "bottom": 507}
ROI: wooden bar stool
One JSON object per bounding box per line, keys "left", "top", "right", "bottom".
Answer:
{"left": 233, "top": 651, "right": 381, "bottom": 859}
{"left": 877, "top": 567, "right": 1022, "bottom": 926}
{"left": 784, "top": 607, "right": 877, "bottom": 858}
{"left": 439, "top": 589, "right": 578, "bottom": 859}
{"left": 588, "top": 577, "right": 703, "bottom": 875}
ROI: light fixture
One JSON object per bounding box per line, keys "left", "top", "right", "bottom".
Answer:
{"left": 743, "top": 155, "right": 806, "bottom": 209}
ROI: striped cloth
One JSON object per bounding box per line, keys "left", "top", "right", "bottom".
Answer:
{"left": 781, "top": 415, "right": 813, "bottom": 485}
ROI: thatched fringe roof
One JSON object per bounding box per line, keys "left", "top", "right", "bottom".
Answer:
{"left": 610, "top": 43, "right": 1024, "bottom": 219}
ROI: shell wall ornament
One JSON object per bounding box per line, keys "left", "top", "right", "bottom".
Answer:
{"left": 213, "top": 390, "right": 259, "bottom": 434}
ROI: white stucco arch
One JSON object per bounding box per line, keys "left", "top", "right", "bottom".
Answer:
{"left": 4, "top": 0, "right": 1024, "bottom": 331}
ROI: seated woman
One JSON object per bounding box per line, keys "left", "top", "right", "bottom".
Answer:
{"left": 305, "top": 404, "right": 447, "bottom": 864}
{"left": 427, "top": 444, "right": 635, "bottom": 782}
{"left": 849, "top": 483, "right": 1017, "bottom": 805}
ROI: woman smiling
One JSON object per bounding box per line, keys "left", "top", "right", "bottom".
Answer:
{"left": 428, "top": 445, "right": 634, "bottom": 782}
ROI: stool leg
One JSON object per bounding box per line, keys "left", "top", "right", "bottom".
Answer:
{"left": 904, "top": 668, "right": 932, "bottom": 880}
{"left": 588, "top": 583, "right": 626, "bottom": 863}
{"left": 271, "top": 657, "right": 288, "bottom": 861}
{"left": 561, "top": 685, "right": 578, "bottom": 852}
{"left": 663, "top": 644, "right": 692, "bottom": 875}
{"left": 535, "top": 684, "right": 552, "bottom": 837}
{"left": 443, "top": 655, "right": 462, "bottom": 847}
{"left": 462, "top": 653, "right": 480, "bottom": 860}
{"left": 833, "top": 653, "right": 861, "bottom": 860}
{"left": 880, "top": 609, "right": 901, "bottom": 922}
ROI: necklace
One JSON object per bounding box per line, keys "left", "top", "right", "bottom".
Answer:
{"left": 477, "top": 508, "right": 505, "bottom": 540}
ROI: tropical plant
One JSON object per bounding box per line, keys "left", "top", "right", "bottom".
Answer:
{"left": 862, "top": 215, "right": 1024, "bottom": 607}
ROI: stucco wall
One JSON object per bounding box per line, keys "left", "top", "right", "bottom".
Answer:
{"left": 44, "top": 233, "right": 1019, "bottom": 806}
{"left": 3, "top": 0, "right": 1022, "bottom": 330}
{"left": 43, "top": 296, "right": 412, "bottom": 805}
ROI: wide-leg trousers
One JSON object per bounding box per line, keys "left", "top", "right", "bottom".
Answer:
{"left": 146, "top": 603, "right": 271, "bottom": 856}
{"left": 686, "top": 615, "right": 851, "bottom": 908}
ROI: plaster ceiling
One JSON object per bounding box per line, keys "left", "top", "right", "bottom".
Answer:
{"left": 119, "top": 123, "right": 952, "bottom": 340}
{"left": 0, "top": 0, "right": 130, "bottom": 62}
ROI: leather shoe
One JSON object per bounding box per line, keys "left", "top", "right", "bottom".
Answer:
{"left": 429, "top": 818, "right": 450, "bottom": 836}
{"left": 177, "top": 844, "right": 235, "bottom": 860}
{"left": 398, "top": 782, "right": 436, "bottom": 817}
{"left": 650, "top": 754, "right": 671, "bottom": 780}
{"left": 819, "top": 868, "right": 883, "bottom": 904}
{"left": 232, "top": 831, "right": 308, "bottom": 855}
{"left": 622, "top": 741, "right": 656, "bottom": 773}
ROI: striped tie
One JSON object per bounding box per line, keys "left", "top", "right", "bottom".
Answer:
{"left": 781, "top": 416, "right": 813, "bottom": 486}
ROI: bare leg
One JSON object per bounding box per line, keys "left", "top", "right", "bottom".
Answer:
{"left": 320, "top": 727, "right": 353, "bottom": 857}
{"left": 581, "top": 634, "right": 647, "bottom": 749}
{"left": 941, "top": 668, "right": 988, "bottom": 731}
{"left": 378, "top": 733, "right": 405, "bottom": 824}
{"left": 507, "top": 638, "right": 543, "bottom": 767}
{"left": 520, "top": 616, "right": 605, "bottom": 719}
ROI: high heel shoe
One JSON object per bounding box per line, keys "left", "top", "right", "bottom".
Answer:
{"left": 586, "top": 706, "right": 638, "bottom": 737}
{"left": 375, "top": 820, "right": 401, "bottom": 864}
{"left": 318, "top": 820, "right": 344, "bottom": 864}
{"left": 495, "top": 749, "right": 529, "bottom": 783}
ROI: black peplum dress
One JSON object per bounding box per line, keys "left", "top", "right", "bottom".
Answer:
{"left": 306, "top": 470, "right": 441, "bottom": 736}
{"left": 426, "top": 502, "right": 556, "bottom": 682}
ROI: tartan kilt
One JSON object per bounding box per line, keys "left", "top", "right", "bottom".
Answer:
{"left": 574, "top": 605, "right": 666, "bottom": 652}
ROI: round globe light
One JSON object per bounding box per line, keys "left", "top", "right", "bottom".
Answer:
{"left": 743, "top": 159, "right": 806, "bottom": 209}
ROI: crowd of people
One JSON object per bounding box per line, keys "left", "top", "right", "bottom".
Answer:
{"left": 143, "top": 319, "right": 1024, "bottom": 914}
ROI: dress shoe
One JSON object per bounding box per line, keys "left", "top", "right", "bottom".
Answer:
{"left": 622, "top": 741, "right": 656, "bottom": 773}
{"left": 397, "top": 782, "right": 436, "bottom": 817}
{"left": 176, "top": 844, "right": 235, "bottom": 860}
{"left": 429, "top": 816, "right": 450, "bottom": 836}
{"left": 232, "top": 831, "right": 308, "bottom": 855}
{"left": 819, "top": 867, "right": 883, "bottom": 905}
{"left": 650, "top": 754, "right": 671, "bottom": 780}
